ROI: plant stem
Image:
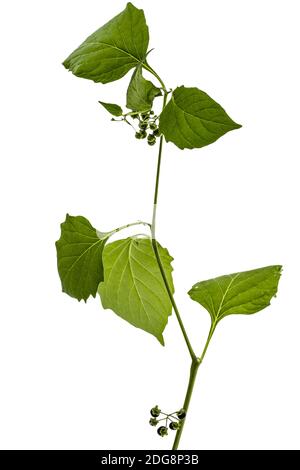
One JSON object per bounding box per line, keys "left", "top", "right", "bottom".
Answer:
{"left": 146, "top": 63, "right": 217, "bottom": 449}
{"left": 151, "top": 240, "right": 196, "bottom": 360}
{"left": 143, "top": 62, "right": 167, "bottom": 92}
{"left": 110, "top": 220, "right": 151, "bottom": 235}
{"left": 172, "top": 322, "right": 217, "bottom": 450}
{"left": 146, "top": 65, "right": 197, "bottom": 361}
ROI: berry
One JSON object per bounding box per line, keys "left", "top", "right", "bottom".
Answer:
{"left": 177, "top": 409, "right": 186, "bottom": 420}
{"left": 139, "top": 122, "right": 148, "bottom": 130}
{"left": 140, "top": 130, "right": 147, "bottom": 139}
{"left": 131, "top": 112, "right": 139, "bottom": 119}
{"left": 169, "top": 421, "right": 180, "bottom": 430}
{"left": 153, "top": 128, "right": 160, "bottom": 136}
{"left": 135, "top": 132, "right": 142, "bottom": 139}
{"left": 148, "top": 139, "right": 156, "bottom": 146}
{"left": 150, "top": 406, "right": 161, "bottom": 417}
{"left": 147, "top": 134, "right": 156, "bottom": 142}
{"left": 149, "top": 418, "right": 158, "bottom": 426}
{"left": 149, "top": 123, "right": 157, "bottom": 130}
{"left": 141, "top": 112, "right": 149, "bottom": 120}
{"left": 157, "top": 426, "right": 168, "bottom": 437}
{"left": 150, "top": 110, "right": 154, "bottom": 115}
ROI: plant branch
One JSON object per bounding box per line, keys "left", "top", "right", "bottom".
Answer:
{"left": 145, "top": 64, "right": 196, "bottom": 361}
{"left": 172, "top": 322, "right": 217, "bottom": 450}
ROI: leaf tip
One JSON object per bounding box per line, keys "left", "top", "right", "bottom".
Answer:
{"left": 126, "top": 2, "right": 138, "bottom": 10}
{"left": 62, "top": 58, "right": 71, "bottom": 71}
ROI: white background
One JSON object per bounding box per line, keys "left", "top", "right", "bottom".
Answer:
{"left": 1, "top": 0, "right": 299, "bottom": 450}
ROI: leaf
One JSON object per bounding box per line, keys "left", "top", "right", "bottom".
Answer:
{"left": 188, "top": 265, "right": 282, "bottom": 324}
{"left": 63, "top": 3, "right": 149, "bottom": 84}
{"left": 126, "top": 66, "right": 161, "bottom": 112}
{"left": 56, "top": 214, "right": 109, "bottom": 302}
{"left": 98, "top": 237, "right": 174, "bottom": 345}
{"left": 159, "top": 86, "right": 241, "bottom": 150}
{"left": 99, "top": 101, "right": 123, "bottom": 116}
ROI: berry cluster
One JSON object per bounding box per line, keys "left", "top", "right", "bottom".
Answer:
{"left": 133, "top": 110, "right": 160, "bottom": 145}
{"left": 149, "top": 406, "right": 186, "bottom": 437}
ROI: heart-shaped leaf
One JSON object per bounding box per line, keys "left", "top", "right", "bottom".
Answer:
{"left": 98, "top": 237, "right": 174, "bottom": 345}
{"left": 188, "top": 265, "right": 282, "bottom": 324}
{"left": 159, "top": 86, "right": 241, "bottom": 150}
{"left": 56, "top": 214, "right": 109, "bottom": 302}
{"left": 126, "top": 66, "right": 161, "bottom": 112}
{"left": 63, "top": 3, "right": 149, "bottom": 84}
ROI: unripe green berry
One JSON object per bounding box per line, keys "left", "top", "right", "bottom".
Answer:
{"left": 141, "top": 112, "right": 149, "bottom": 120}
{"left": 169, "top": 421, "right": 180, "bottom": 430}
{"left": 148, "top": 139, "right": 156, "bottom": 146}
{"left": 140, "top": 130, "right": 147, "bottom": 139}
{"left": 153, "top": 128, "right": 160, "bottom": 136}
{"left": 177, "top": 408, "right": 186, "bottom": 420}
{"left": 149, "top": 123, "right": 157, "bottom": 130}
{"left": 139, "top": 122, "right": 148, "bottom": 130}
{"left": 150, "top": 110, "right": 154, "bottom": 115}
{"left": 135, "top": 131, "right": 142, "bottom": 139}
{"left": 157, "top": 426, "right": 168, "bottom": 437}
{"left": 150, "top": 406, "right": 160, "bottom": 418}
{"left": 149, "top": 418, "right": 158, "bottom": 426}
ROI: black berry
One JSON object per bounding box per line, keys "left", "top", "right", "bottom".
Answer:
{"left": 150, "top": 406, "right": 160, "bottom": 417}
{"left": 157, "top": 426, "right": 168, "bottom": 437}
{"left": 177, "top": 409, "right": 186, "bottom": 420}
{"left": 147, "top": 134, "right": 156, "bottom": 142}
{"left": 169, "top": 421, "right": 180, "bottom": 430}
{"left": 149, "top": 418, "right": 158, "bottom": 426}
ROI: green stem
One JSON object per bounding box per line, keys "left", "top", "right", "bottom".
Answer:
{"left": 152, "top": 239, "right": 196, "bottom": 360}
{"left": 143, "top": 62, "right": 167, "bottom": 92}
{"left": 146, "top": 64, "right": 196, "bottom": 361}
{"left": 172, "top": 322, "right": 217, "bottom": 450}
{"left": 146, "top": 63, "right": 217, "bottom": 449}
{"left": 108, "top": 220, "right": 151, "bottom": 237}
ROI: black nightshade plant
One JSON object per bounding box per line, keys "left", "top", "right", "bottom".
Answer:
{"left": 56, "top": 3, "right": 282, "bottom": 449}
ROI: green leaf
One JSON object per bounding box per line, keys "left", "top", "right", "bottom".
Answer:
{"left": 98, "top": 237, "right": 174, "bottom": 345}
{"left": 188, "top": 265, "right": 282, "bottom": 324}
{"left": 126, "top": 66, "right": 161, "bottom": 112}
{"left": 56, "top": 214, "right": 109, "bottom": 302}
{"left": 63, "top": 3, "right": 149, "bottom": 84}
{"left": 99, "top": 101, "right": 123, "bottom": 116}
{"left": 159, "top": 86, "right": 241, "bottom": 150}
